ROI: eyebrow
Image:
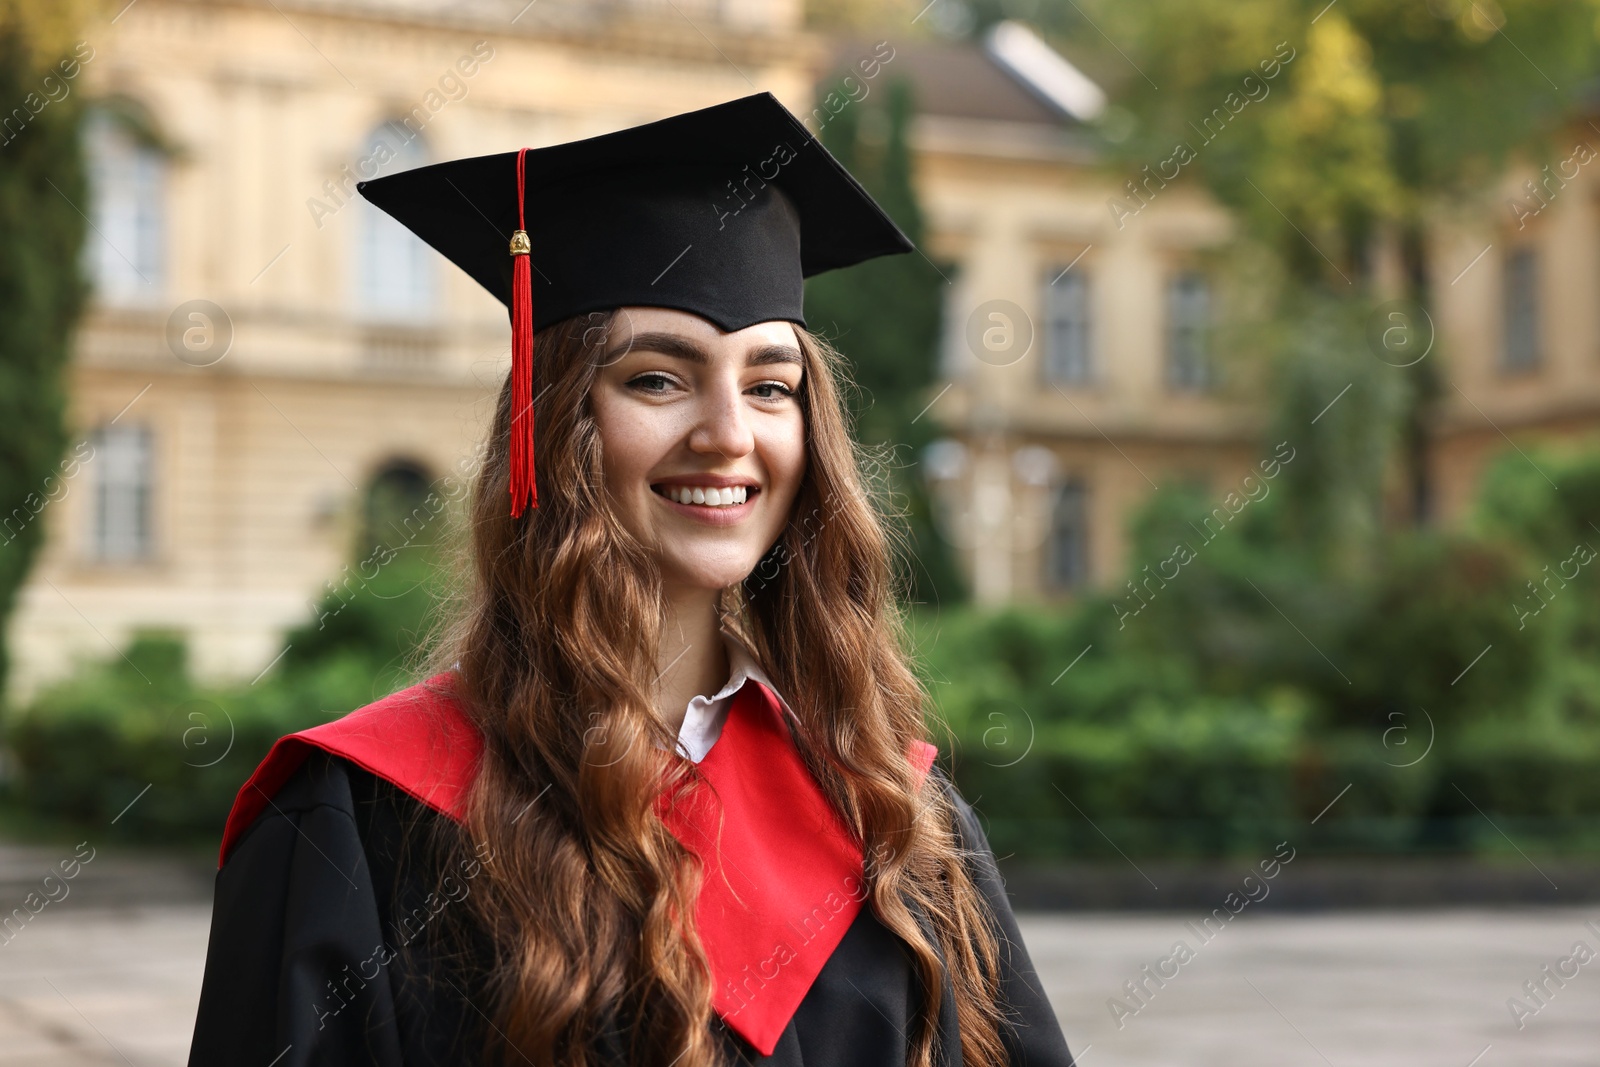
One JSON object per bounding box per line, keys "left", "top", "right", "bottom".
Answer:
{"left": 605, "top": 331, "right": 804, "bottom": 369}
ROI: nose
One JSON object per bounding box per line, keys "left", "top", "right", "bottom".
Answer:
{"left": 687, "top": 375, "right": 755, "bottom": 461}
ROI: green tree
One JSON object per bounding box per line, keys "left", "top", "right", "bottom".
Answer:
{"left": 1019, "top": 0, "right": 1600, "bottom": 283}
{"left": 0, "top": 3, "right": 95, "bottom": 702}
{"left": 1078, "top": 0, "right": 1600, "bottom": 525}
{"left": 281, "top": 464, "right": 454, "bottom": 683}
{"left": 804, "top": 75, "right": 967, "bottom": 604}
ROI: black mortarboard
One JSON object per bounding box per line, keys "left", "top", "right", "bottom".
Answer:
{"left": 356, "top": 92, "right": 914, "bottom": 517}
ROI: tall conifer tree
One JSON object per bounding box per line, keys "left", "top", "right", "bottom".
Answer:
{"left": 805, "top": 75, "right": 966, "bottom": 604}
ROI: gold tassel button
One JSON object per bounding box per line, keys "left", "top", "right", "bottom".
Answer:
{"left": 508, "top": 229, "right": 531, "bottom": 256}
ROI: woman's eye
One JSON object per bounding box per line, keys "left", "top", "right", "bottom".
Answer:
{"left": 750, "top": 381, "right": 796, "bottom": 400}
{"left": 627, "top": 373, "right": 675, "bottom": 394}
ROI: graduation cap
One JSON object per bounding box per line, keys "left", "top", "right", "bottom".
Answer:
{"left": 356, "top": 92, "right": 914, "bottom": 518}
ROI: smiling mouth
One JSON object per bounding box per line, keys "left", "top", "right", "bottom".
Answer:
{"left": 650, "top": 484, "right": 759, "bottom": 508}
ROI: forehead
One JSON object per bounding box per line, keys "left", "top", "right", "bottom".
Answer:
{"left": 608, "top": 306, "right": 801, "bottom": 352}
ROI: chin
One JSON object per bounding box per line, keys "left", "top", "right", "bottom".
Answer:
{"left": 661, "top": 552, "right": 766, "bottom": 593}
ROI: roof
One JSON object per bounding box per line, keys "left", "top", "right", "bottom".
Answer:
{"left": 823, "top": 20, "right": 1105, "bottom": 128}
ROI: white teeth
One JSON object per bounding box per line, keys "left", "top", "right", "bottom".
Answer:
{"left": 664, "top": 485, "right": 750, "bottom": 506}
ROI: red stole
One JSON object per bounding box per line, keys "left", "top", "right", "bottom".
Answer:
{"left": 218, "top": 673, "right": 937, "bottom": 1057}
{"left": 657, "top": 678, "right": 937, "bottom": 1054}
{"left": 218, "top": 673, "right": 483, "bottom": 861}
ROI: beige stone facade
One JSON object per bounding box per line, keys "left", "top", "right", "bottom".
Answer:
{"left": 1427, "top": 124, "right": 1600, "bottom": 522}
{"left": 7, "top": 0, "right": 815, "bottom": 700}
{"left": 10, "top": 2, "right": 1600, "bottom": 698}
{"left": 877, "top": 29, "right": 1255, "bottom": 605}
{"left": 889, "top": 33, "right": 1600, "bottom": 606}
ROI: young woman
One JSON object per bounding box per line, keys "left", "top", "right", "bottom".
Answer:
{"left": 188, "top": 94, "right": 1075, "bottom": 1067}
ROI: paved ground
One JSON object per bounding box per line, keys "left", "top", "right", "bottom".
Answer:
{"left": 0, "top": 903, "right": 1595, "bottom": 1065}
{"left": 0, "top": 906, "right": 208, "bottom": 1067}
{"left": 1033, "top": 909, "right": 1599, "bottom": 1067}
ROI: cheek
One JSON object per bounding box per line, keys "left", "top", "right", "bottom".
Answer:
{"left": 765, "top": 414, "right": 809, "bottom": 504}
{"left": 594, "top": 396, "right": 661, "bottom": 486}
{"left": 781, "top": 427, "right": 807, "bottom": 484}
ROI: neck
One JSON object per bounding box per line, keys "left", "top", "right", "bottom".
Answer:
{"left": 655, "top": 584, "right": 730, "bottom": 737}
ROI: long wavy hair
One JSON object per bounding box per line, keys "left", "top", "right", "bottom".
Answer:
{"left": 418, "top": 309, "right": 1011, "bottom": 1066}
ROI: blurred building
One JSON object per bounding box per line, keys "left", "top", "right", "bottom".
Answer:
{"left": 10, "top": 2, "right": 1600, "bottom": 698}
{"left": 839, "top": 25, "right": 1251, "bottom": 605}
{"left": 854, "top": 27, "right": 1600, "bottom": 607}
{"left": 7, "top": 0, "right": 815, "bottom": 699}
{"left": 1429, "top": 123, "right": 1600, "bottom": 524}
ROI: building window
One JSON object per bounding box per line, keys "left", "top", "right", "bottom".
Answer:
{"left": 1045, "top": 477, "right": 1089, "bottom": 590}
{"left": 89, "top": 424, "right": 154, "bottom": 562}
{"left": 83, "top": 109, "right": 166, "bottom": 305}
{"left": 1166, "top": 271, "right": 1211, "bottom": 391}
{"left": 937, "top": 264, "right": 971, "bottom": 381}
{"left": 363, "top": 458, "right": 434, "bottom": 553}
{"left": 1501, "top": 247, "right": 1540, "bottom": 373}
{"left": 355, "top": 124, "right": 436, "bottom": 320}
{"left": 1043, "top": 268, "right": 1092, "bottom": 384}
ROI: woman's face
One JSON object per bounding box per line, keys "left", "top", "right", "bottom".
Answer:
{"left": 589, "top": 307, "right": 808, "bottom": 595}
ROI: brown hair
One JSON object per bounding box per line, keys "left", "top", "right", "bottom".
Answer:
{"left": 419, "top": 309, "right": 1011, "bottom": 1066}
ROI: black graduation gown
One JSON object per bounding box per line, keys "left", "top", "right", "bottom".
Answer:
{"left": 187, "top": 750, "right": 1076, "bottom": 1066}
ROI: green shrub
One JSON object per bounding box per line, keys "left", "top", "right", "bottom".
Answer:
{"left": 1, "top": 635, "right": 394, "bottom": 841}
{"left": 915, "top": 601, "right": 1600, "bottom": 859}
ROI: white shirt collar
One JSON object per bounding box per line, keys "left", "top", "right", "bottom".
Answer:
{"left": 670, "top": 626, "right": 795, "bottom": 763}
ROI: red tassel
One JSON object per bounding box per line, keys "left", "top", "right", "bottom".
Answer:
{"left": 508, "top": 147, "right": 537, "bottom": 517}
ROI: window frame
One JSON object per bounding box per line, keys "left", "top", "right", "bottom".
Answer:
{"left": 353, "top": 122, "right": 439, "bottom": 322}
{"left": 1041, "top": 264, "right": 1094, "bottom": 386}
{"left": 1044, "top": 475, "right": 1090, "bottom": 592}
{"left": 1165, "top": 269, "right": 1213, "bottom": 393}
{"left": 82, "top": 106, "right": 168, "bottom": 306}
{"left": 87, "top": 422, "right": 157, "bottom": 564}
{"left": 1500, "top": 245, "right": 1542, "bottom": 375}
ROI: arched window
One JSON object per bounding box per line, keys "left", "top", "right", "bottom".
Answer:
{"left": 83, "top": 107, "right": 166, "bottom": 305}
{"left": 354, "top": 124, "right": 436, "bottom": 320}
{"left": 363, "top": 458, "right": 434, "bottom": 553}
